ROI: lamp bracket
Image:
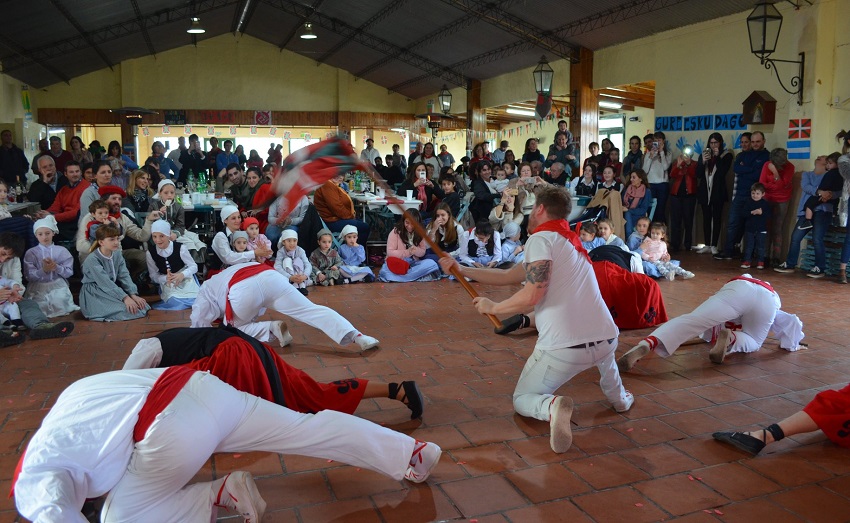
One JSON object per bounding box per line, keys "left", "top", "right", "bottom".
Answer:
{"left": 760, "top": 52, "right": 804, "bottom": 106}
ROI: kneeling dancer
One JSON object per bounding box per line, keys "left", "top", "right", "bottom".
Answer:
{"left": 440, "top": 185, "right": 633, "bottom": 454}
{"left": 14, "top": 368, "right": 441, "bottom": 522}
{"left": 123, "top": 326, "right": 424, "bottom": 419}
{"left": 618, "top": 274, "right": 803, "bottom": 370}
{"left": 190, "top": 262, "right": 379, "bottom": 351}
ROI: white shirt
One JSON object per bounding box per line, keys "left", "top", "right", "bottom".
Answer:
{"left": 360, "top": 147, "right": 381, "bottom": 164}
{"left": 145, "top": 241, "right": 198, "bottom": 283}
{"left": 15, "top": 369, "right": 168, "bottom": 522}
{"left": 190, "top": 262, "right": 270, "bottom": 327}
{"left": 642, "top": 150, "right": 671, "bottom": 184}
{"left": 524, "top": 231, "right": 618, "bottom": 350}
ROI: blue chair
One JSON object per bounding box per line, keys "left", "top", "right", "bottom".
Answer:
{"left": 648, "top": 198, "right": 658, "bottom": 221}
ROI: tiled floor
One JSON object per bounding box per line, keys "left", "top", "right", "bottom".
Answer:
{"left": 5, "top": 252, "right": 850, "bottom": 522}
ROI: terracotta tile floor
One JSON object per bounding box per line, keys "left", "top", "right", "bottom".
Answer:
{"left": 5, "top": 252, "right": 850, "bottom": 522}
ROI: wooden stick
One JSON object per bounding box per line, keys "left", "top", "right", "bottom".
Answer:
{"left": 360, "top": 164, "right": 503, "bottom": 329}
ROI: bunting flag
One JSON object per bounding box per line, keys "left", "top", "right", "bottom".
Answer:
{"left": 229, "top": 126, "right": 237, "bottom": 136}
{"left": 207, "top": 126, "right": 215, "bottom": 136}
{"left": 268, "top": 137, "right": 364, "bottom": 222}
{"left": 162, "top": 125, "right": 170, "bottom": 135}
{"left": 141, "top": 127, "right": 150, "bottom": 137}
{"left": 270, "top": 127, "right": 278, "bottom": 136}
{"left": 283, "top": 130, "right": 291, "bottom": 140}
{"left": 184, "top": 125, "right": 192, "bottom": 134}
{"left": 250, "top": 126, "right": 257, "bottom": 135}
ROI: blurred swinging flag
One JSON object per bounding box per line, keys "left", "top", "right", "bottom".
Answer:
{"left": 268, "top": 136, "right": 364, "bottom": 221}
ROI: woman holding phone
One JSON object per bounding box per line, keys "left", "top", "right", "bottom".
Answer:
{"left": 398, "top": 162, "right": 444, "bottom": 217}
{"left": 696, "top": 132, "right": 732, "bottom": 254}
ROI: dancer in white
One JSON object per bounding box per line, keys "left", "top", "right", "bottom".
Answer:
{"left": 440, "top": 185, "right": 632, "bottom": 454}
{"left": 190, "top": 262, "right": 379, "bottom": 351}
{"left": 14, "top": 368, "right": 441, "bottom": 522}
{"left": 618, "top": 274, "right": 803, "bottom": 370}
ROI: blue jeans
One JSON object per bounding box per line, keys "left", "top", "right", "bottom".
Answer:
{"left": 742, "top": 231, "right": 767, "bottom": 262}
{"left": 784, "top": 213, "right": 829, "bottom": 268}
{"left": 326, "top": 219, "right": 370, "bottom": 245}
{"left": 649, "top": 182, "right": 668, "bottom": 223}
{"left": 721, "top": 197, "right": 749, "bottom": 255}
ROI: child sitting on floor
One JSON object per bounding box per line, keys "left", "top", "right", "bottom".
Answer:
{"left": 80, "top": 225, "right": 149, "bottom": 321}
{"left": 337, "top": 224, "right": 375, "bottom": 282}
{"left": 500, "top": 221, "right": 524, "bottom": 265}
{"left": 242, "top": 217, "right": 272, "bottom": 264}
{"left": 628, "top": 216, "right": 650, "bottom": 251}
{"left": 145, "top": 220, "right": 200, "bottom": 310}
{"left": 230, "top": 231, "right": 250, "bottom": 254}
{"left": 23, "top": 216, "right": 79, "bottom": 318}
{"left": 85, "top": 200, "right": 123, "bottom": 243}
{"left": 274, "top": 229, "right": 312, "bottom": 296}
{"left": 640, "top": 222, "right": 695, "bottom": 281}
{"left": 310, "top": 229, "right": 344, "bottom": 286}
{"left": 459, "top": 220, "right": 502, "bottom": 268}
{"left": 596, "top": 218, "right": 627, "bottom": 250}
{"left": 579, "top": 222, "right": 605, "bottom": 251}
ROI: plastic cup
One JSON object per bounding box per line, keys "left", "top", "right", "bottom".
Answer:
{"left": 406, "top": 190, "right": 414, "bottom": 200}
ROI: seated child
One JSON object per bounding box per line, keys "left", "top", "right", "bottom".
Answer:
{"left": 86, "top": 200, "right": 123, "bottom": 243}
{"left": 23, "top": 216, "right": 79, "bottom": 318}
{"left": 378, "top": 209, "right": 441, "bottom": 282}
{"left": 145, "top": 220, "right": 200, "bottom": 310}
{"left": 572, "top": 164, "right": 598, "bottom": 197}
{"left": 628, "top": 216, "right": 650, "bottom": 251}
{"left": 80, "top": 225, "right": 149, "bottom": 321}
{"left": 491, "top": 166, "right": 509, "bottom": 194}
{"left": 579, "top": 222, "right": 605, "bottom": 251}
{"left": 274, "top": 229, "right": 313, "bottom": 295}
{"left": 500, "top": 221, "right": 524, "bottom": 265}
{"left": 310, "top": 229, "right": 344, "bottom": 286}
{"left": 459, "top": 221, "right": 502, "bottom": 268}
{"left": 797, "top": 152, "right": 843, "bottom": 230}
{"left": 439, "top": 174, "right": 461, "bottom": 218}
{"left": 242, "top": 217, "right": 272, "bottom": 264}
{"left": 230, "top": 230, "right": 250, "bottom": 256}
{"left": 156, "top": 179, "right": 207, "bottom": 263}
{"left": 640, "top": 222, "right": 695, "bottom": 281}
{"left": 337, "top": 224, "right": 375, "bottom": 282}
{"left": 596, "top": 218, "right": 628, "bottom": 250}
{"left": 426, "top": 202, "right": 464, "bottom": 270}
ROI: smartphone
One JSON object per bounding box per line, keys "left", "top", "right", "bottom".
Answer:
{"left": 652, "top": 142, "right": 659, "bottom": 150}
{"left": 419, "top": 172, "right": 426, "bottom": 180}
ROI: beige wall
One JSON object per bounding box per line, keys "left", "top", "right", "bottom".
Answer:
{"left": 594, "top": 0, "right": 849, "bottom": 162}
{"left": 33, "top": 34, "right": 415, "bottom": 114}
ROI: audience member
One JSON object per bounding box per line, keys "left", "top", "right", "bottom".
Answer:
{"left": 378, "top": 210, "right": 440, "bottom": 282}
{"left": 80, "top": 225, "right": 149, "bottom": 321}
{"left": 313, "top": 173, "right": 370, "bottom": 242}
{"left": 22, "top": 216, "right": 78, "bottom": 318}
{"left": 759, "top": 147, "right": 794, "bottom": 267}
{"left": 0, "top": 130, "right": 29, "bottom": 188}
{"left": 698, "top": 133, "right": 733, "bottom": 255}
{"left": 668, "top": 150, "right": 697, "bottom": 252}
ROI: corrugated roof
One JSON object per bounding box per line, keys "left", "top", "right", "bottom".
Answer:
{"left": 0, "top": 0, "right": 762, "bottom": 99}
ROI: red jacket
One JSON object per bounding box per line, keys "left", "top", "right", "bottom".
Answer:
{"left": 669, "top": 160, "right": 697, "bottom": 196}
{"left": 759, "top": 161, "right": 795, "bottom": 203}
{"left": 46, "top": 180, "right": 91, "bottom": 223}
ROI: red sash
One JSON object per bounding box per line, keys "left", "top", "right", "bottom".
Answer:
{"left": 133, "top": 367, "right": 196, "bottom": 442}
{"left": 532, "top": 219, "right": 591, "bottom": 262}
{"left": 729, "top": 276, "right": 775, "bottom": 294}
{"left": 225, "top": 264, "right": 275, "bottom": 323}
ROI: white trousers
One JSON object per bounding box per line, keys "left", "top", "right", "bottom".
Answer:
{"left": 513, "top": 340, "right": 631, "bottom": 420}
{"left": 100, "top": 372, "right": 414, "bottom": 523}
{"left": 652, "top": 279, "right": 781, "bottom": 357}
{"left": 228, "top": 271, "right": 358, "bottom": 345}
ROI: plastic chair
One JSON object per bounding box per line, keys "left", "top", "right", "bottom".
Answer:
{"left": 648, "top": 198, "right": 658, "bottom": 221}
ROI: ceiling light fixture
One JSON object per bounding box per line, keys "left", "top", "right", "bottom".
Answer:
{"left": 187, "top": 17, "right": 206, "bottom": 34}
{"left": 506, "top": 107, "right": 536, "bottom": 117}
{"left": 300, "top": 22, "right": 317, "bottom": 40}
{"left": 598, "top": 101, "right": 623, "bottom": 109}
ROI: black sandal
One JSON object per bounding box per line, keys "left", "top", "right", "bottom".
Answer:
{"left": 494, "top": 314, "right": 529, "bottom": 335}
{"left": 389, "top": 381, "right": 424, "bottom": 419}
{"left": 712, "top": 431, "right": 766, "bottom": 455}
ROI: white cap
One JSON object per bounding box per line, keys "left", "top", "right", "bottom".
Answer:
{"left": 340, "top": 224, "right": 358, "bottom": 238}
{"left": 278, "top": 228, "right": 298, "bottom": 246}
{"left": 157, "top": 179, "right": 175, "bottom": 193}
{"left": 33, "top": 215, "right": 59, "bottom": 234}
{"left": 220, "top": 205, "right": 240, "bottom": 224}
{"left": 151, "top": 220, "right": 171, "bottom": 236}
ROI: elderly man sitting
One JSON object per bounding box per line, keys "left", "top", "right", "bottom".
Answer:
{"left": 76, "top": 186, "right": 157, "bottom": 283}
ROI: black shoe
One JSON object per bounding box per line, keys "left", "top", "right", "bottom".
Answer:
{"left": 807, "top": 266, "right": 825, "bottom": 279}
{"left": 389, "top": 381, "right": 424, "bottom": 419}
{"left": 494, "top": 314, "right": 529, "bottom": 335}
{"left": 713, "top": 252, "right": 732, "bottom": 260}
{"left": 298, "top": 288, "right": 309, "bottom": 296}
{"left": 712, "top": 431, "right": 766, "bottom": 455}
{"left": 796, "top": 219, "right": 813, "bottom": 230}
{"left": 0, "top": 330, "right": 26, "bottom": 348}
{"left": 29, "top": 321, "right": 74, "bottom": 340}
{"left": 10, "top": 319, "right": 26, "bottom": 332}
{"left": 773, "top": 262, "right": 795, "bottom": 273}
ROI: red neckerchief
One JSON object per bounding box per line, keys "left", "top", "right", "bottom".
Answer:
{"left": 225, "top": 264, "right": 274, "bottom": 323}
{"left": 532, "top": 219, "right": 591, "bottom": 262}
{"left": 729, "top": 276, "right": 775, "bottom": 294}
{"left": 109, "top": 212, "right": 121, "bottom": 220}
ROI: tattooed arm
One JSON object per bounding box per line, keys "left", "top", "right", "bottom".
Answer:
{"left": 473, "top": 259, "right": 551, "bottom": 315}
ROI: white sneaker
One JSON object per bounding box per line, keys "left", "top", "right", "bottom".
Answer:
{"left": 354, "top": 333, "right": 380, "bottom": 351}
{"left": 614, "top": 391, "right": 635, "bottom": 413}
{"left": 696, "top": 246, "right": 710, "bottom": 254}
{"left": 404, "top": 440, "right": 442, "bottom": 483}
{"left": 665, "top": 271, "right": 675, "bottom": 281}
{"left": 212, "top": 471, "right": 266, "bottom": 523}
{"left": 710, "top": 246, "right": 719, "bottom": 255}
{"left": 549, "top": 396, "right": 574, "bottom": 453}
{"left": 270, "top": 320, "right": 293, "bottom": 347}
{"left": 682, "top": 271, "right": 695, "bottom": 279}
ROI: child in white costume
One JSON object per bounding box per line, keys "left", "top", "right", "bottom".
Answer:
{"left": 22, "top": 216, "right": 79, "bottom": 317}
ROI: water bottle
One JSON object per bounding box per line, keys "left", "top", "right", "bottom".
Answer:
{"left": 354, "top": 172, "right": 361, "bottom": 192}
{"left": 187, "top": 171, "right": 197, "bottom": 193}
{"left": 7, "top": 185, "right": 15, "bottom": 203}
